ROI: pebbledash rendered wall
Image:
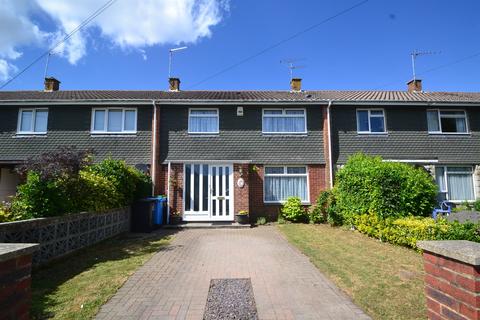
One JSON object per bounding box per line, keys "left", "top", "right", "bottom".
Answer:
{"left": 0, "top": 207, "right": 130, "bottom": 266}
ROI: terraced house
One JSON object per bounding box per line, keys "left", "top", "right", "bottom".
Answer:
{"left": 0, "top": 77, "right": 479, "bottom": 221}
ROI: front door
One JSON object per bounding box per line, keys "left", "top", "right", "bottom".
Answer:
{"left": 183, "top": 163, "right": 234, "bottom": 221}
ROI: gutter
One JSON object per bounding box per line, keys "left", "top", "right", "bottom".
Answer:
{"left": 327, "top": 100, "right": 334, "bottom": 189}
{"left": 151, "top": 100, "right": 157, "bottom": 196}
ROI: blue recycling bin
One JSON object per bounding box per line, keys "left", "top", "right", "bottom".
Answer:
{"left": 148, "top": 196, "right": 167, "bottom": 225}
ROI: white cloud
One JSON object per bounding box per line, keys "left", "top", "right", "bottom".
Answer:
{"left": 0, "top": 0, "right": 228, "bottom": 81}
{"left": 36, "top": 0, "right": 229, "bottom": 63}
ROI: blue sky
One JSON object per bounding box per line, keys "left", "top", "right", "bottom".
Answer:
{"left": 2, "top": 0, "right": 480, "bottom": 92}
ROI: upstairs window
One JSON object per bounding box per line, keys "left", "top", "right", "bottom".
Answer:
{"left": 188, "top": 109, "right": 219, "bottom": 134}
{"left": 91, "top": 108, "right": 137, "bottom": 133}
{"left": 427, "top": 109, "right": 468, "bottom": 133}
{"left": 356, "top": 109, "right": 386, "bottom": 133}
{"left": 264, "top": 166, "right": 309, "bottom": 203}
{"left": 262, "top": 109, "right": 307, "bottom": 134}
{"left": 17, "top": 108, "right": 48, "bottom": 134}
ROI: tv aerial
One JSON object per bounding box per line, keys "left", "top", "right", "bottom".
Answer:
{"left": 411, "top": 50, "right": 441, "bottom": 81}
{"left": 280, "top": 58, "right": 306, "bottom": 81}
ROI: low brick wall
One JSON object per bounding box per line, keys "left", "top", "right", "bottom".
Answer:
{"left": 0, "top": 207, "right": 130, "bottom": 266}
{"left": 418, "top": 240, "right": 480, "bottom": 320}
{"left": 0, "top": 243, "right": 38, "bottom": 320}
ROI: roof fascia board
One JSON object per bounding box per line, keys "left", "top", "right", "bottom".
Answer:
{"left": 0, "top": 100, "right": 155, "bottom": 106}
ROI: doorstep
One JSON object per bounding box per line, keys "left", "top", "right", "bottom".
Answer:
{"left": 163, "top": 222, "right": 251, "bottom": 229}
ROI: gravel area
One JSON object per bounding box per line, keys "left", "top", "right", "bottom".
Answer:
{"left": 446, "top": 211, "right": 480, "bottom": 223}
{"left": 203, "top": 278, "right": 258, "bottom": 320}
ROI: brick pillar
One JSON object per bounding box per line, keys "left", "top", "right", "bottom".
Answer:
{"left": 418, "top": 241, "right": 480, "bottom": 320}
{"left": 234, "top": 163, "right": 249, "bottom": 216}
{"left": 0, "top": 243, "right": 39, "bottom": 320}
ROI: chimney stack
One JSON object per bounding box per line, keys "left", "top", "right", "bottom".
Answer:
{"left": 407, "top": 79, "right": 422, "bottom": 92}
{"left": 290, "top": 78, "right": 302, "bottom": 92}
{"left": 44, "top": 77, "right": 60, "bottom": 92}
{"left": 169, "top": 78, "right": 180, "bottom": 91}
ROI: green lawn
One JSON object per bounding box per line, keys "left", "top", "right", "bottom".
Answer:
{"left": 31, "top": 232, "right": 171, "bottom": 320}
{"left": 278, "top": 224, "right": 426, "bottom": 320}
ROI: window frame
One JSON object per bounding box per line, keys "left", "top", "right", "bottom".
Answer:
{"left": 262, "top": 108, "right": 307, "bottom": 134}
{"left": 436, "top": 165, "right": 475, "bottom": 202}
{"left": 17, "top": 108, "right": 49, "bottom": 134}
{"left": 356, "top": 108, "right": 387, "bottom": 134}
{"left": 90, "top": 107, "right": 137, "bottom": 134}
{"left": 427, "top": 109, "right": 469, "bottom": 134}
{"left": 187, "top": 108, "right": 219, "bottom": 134}
{"left": 263, "top": 165, "right": 310, "bottom": 204}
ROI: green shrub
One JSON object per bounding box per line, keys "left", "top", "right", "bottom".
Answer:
{"left": 326, "top": 204, "right": 343, "bottom": 226}
{"left": 77, "top": 171, "right": 122, "bottom": 212}
{"left": 353, "top": 213, "right": 480, "bottom": 249}
{"left": 309, "top": 191, "right": 331, "bottom": 224}
{"left": 281, "top": 197, "right": 308, "bottom": 223}
{"left": 474, "top": 200, "right": 480, "bottom": 212}
{"left": 333, "top": 153, "right": 438, "bottom": 224}
{"left": 87, "top": 158, "right": 151, "bottom": 205}
{"left": 256, "top": 217, "right": 267, "bottom": 225}
{"left": 0, "top": 202, "right": 17, "bottom": 223}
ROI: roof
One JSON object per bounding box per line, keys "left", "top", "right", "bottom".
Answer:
{"left": 1, "top": 89, "right": 480, "bottom": 104}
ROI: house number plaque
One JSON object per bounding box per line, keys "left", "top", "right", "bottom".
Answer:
{"left": 237, "top": 178, "right": 245, "bottom": 188}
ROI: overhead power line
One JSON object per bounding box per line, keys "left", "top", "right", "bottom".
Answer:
{"left": 0, "top": 0, "right": 118, "bottom": 90}
{"left": 187, "top": 0, "right": 369, "bottom": 89}
{"left": 374, "top": 51, "right": 480, "bottom": 90}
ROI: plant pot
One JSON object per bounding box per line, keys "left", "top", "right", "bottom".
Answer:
{"left": 235, "top": 214, "right": 250, "bottom": 225}
{"left": 169, "top": 215, "right": 183, "bottom": 225}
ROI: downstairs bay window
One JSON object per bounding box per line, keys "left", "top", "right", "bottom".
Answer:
{"left": 264, "top": 166, "right": 309, "bottom": 203}
{"left": 435, "top": 166, "right": 475, "bottom": 201}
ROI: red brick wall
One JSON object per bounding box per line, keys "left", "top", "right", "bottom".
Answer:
{"left": 158, "top": 164, "right": 183, "bottom": 215}
{"left": 249, "top": 164, "right": 327, "bottom": 222}
{"left": 423, "top": 251, "right": 480, "bottom": 320}
{"left": 0, "top": 254, "right": 34, "bottom": 320}
{"left": 234, "top": 164, "right": 249, "bottom": 215}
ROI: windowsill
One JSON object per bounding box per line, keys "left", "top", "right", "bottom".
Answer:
{"left": 262, "top": 133, "right": 308, "bottom": 137}
{"left": 264, "top": 201, "right": 310, "bottom": 205}
{"left": 13, "top": 133, "right": 47, "bottom": 138}
{"left": 428, "top": 132, "right": 471, "bottom": 136}
{"left": 188, "top": 133, "right": 219, "bottom": 137}
{"left": 357, "top": 132, "right": 388, "bottom": 136}
{"left": 90, "top": 132, "right": 137, "bottom": 137}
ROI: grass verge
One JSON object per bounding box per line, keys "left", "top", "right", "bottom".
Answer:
{"left": 31, "top": 232, "right": 171, "bottom": 320}
{"left": 278, "top": 224, "right": 425, "bottom": 320}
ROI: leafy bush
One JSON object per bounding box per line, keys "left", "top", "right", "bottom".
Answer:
{"left": 281, "top": 197, "right": 308, "bottom": 222}
{"left": 87, "top": 158, "right": 151, "bottom": 205}
{"left": 256, "top": 217, "right": 267, "bottom": 225}
{"left": 76, "top": 171, "right": 122, "bottom": 212}
{"left": 333, "top": 153, "right": 438, "bottom": 224}
{"left": 309, "top": 191, "right": 331, "bottom": 224}
{"left": 353, "top": 213, "right": 480, "bottom": 249}
{"left": 326, "top": 204, "right": 343, "bottom": 226}
{"left": 474, "top": 200, "right": 480, "bottom": 212}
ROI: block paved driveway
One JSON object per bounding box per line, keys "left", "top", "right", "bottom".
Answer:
{"left": 96, "top": 226, "right": 370, "bottom": 320}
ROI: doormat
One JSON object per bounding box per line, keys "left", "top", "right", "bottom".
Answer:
{"left": 203, "top": 278, "right": 258, "bottom": 320}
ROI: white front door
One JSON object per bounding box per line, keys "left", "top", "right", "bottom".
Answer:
{"left": 183, "top": 163, "right": 234, "bottom": 221}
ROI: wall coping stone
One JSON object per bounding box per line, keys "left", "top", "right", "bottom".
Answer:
{"left": 0, "top": 243, "right": 39, "bottom": 262}
{"left": 417, "top": 240, "right": 480, "bottom": 266}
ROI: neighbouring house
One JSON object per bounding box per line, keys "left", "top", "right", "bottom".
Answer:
{"left": 0, "top": 77, "right": 479, "bottom": 221}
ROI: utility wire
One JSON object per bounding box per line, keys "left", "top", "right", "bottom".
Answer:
{"left": 374, "top": 51, "right": 480, "bottom": 90}
{"left": 186, "top": 0, "right": 369, "bottom": 89}
{"left": 0, "top": 0, "right": 118, "bottom": 90}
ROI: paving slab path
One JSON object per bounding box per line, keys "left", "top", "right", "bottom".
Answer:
{"left": 96, "top": 226, "right": 370, "bottom": 320}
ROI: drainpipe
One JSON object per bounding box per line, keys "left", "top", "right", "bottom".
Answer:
{"left": 151, "top": 100, "right": 157, "bottom": 196}
{"left": 327, "top": 100, "right": 334, "bottom": 189}
{"left": 166, "top": 161, "right": 171, "bottom": 224}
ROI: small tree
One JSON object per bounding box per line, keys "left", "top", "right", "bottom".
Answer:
{"left": 281, "top": 197, "right": 308, "bottom": 222}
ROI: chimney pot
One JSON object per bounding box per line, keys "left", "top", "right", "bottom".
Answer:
{"left": 407, "top": 79, "right": 422, "bottom": 92}
{"left": 169, "top": 78, "right": 180, "bottom": 91}
{"left": 44, "top": 77, "right": 60, "bottom": 92}
{"left": 290, "top": 78, "right": 302, "bottom": 92}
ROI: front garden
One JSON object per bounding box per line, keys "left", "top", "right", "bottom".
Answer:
{"left": 277, "top": 153, "right": 480, "bottom": 319}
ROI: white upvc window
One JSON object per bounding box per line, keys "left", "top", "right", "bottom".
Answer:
{"left": 264, "top": 165, "right": 309, "bottom": 203}
{"left": 356, "top": 108, "right": 386, "bottom": 134}
{"left": 262, "top": 108, "right": 307, "bottom": 134}
{"left": 188, "top": 108, "right": 219, "bottom": 134}
{"left": 427, "top": 109, "right": 468, "bottom": 134}
{"left": 435, "top": 166, "right": 475, "bottom": 201}
{"left": 91, "top": 108, "right": 137, "bottom": 134}
{"left": 17, "top": 108, "right": 48, "bottom": 134}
